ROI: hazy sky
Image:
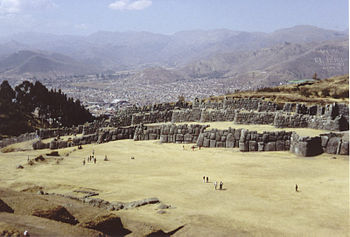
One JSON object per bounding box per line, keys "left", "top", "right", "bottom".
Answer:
{"left": 0, "top": 0, "right": 348, "bottom": 36}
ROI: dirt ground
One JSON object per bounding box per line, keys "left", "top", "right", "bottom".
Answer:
{"left": 0, "top": 132, "right": 348, "bottom": 236}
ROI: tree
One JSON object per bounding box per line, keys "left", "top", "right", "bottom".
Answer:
{"left": 0, "top": 80, "right": 15, "bottom": 102}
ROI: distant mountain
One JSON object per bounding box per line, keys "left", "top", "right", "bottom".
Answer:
{"left": 0, "top": 25, "right": 347, "bottom": 70}
{"left": 0, "top": 50, "right": 99, "bottom": 77}
{"left": 130, "top": 39, "right": 348, "bottom": 89}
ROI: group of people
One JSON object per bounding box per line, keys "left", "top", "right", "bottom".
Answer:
{"left": 82, "top": 150, "right": 110, "bottom": 165}
{"left": 83, "top": 150, "right": 97, "bottom": 165}
{"left": 203, "top": 176, "right": 224, "bottom": 190}
{"left": 183, "top": 145, "right": 202, "bottom": 151}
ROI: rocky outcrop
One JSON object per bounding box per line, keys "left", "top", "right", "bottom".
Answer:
{"left": 31, "top": 205, "right": 79, "bottom": 225}
{"left": 0, "top": 199, "right": 14, "bottom": 213}
{"left": 79, "top": 214, "right": 130, "bottom": 236}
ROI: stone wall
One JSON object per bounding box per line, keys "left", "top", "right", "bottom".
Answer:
{"left": 200, "top": 109, "right": 236, "bottom": 122}
{"left": 0, "top": 132, "right": 38, "bottom": 148}
{"left": 159, "top": 124, "right": 208, "bottom": 144}
{"left": 131, "top": 110, "right": 172, "bottom": 125}
{"left": 37, "top": 126, "right": 83, "bottom": 139}
{"left": 133, "top": 125, "right": 162, "bottom": 141}
{"left": 171, "top": 109, "right": 202, "bottom": 123}
{"left": 196, "top": 128, "right": 291, "bottom": 151}
{"left": 290, "top": 132, "right": 349, "bottom": 156}
{"left": 234, "top": 111, "right": 276, "bottom": 125}
{"left": 273, "top": 113, "right": 348, "bottom": 131}
{"left": 33, "top": 126, "right": 136, "bottom": 150}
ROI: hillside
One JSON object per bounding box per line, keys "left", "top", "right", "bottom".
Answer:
{"left": 0, "top": 50, "right": 99, "bottom": 77}
{"left": 181, "top": 39, "right": 348, "bottom": 88}
{"left": 210, "top": 74, "right": 349, "bottom": 105}
{"left": 0, "top": 80, "right": 94, "bottom": 137}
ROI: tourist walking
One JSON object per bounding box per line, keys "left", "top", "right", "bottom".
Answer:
{"left": 203, "top": 176, "right": 205, "bottom": 183}
{"left": 219, "top": 181, "right": 223, "bottom": 190}
{"left": 295, "top": 184, "right": 299, "bottom": 192}
{"left": 214, "top": 181, "right": 217, "bottom": 190}
{"left": 206, "top": 176, "right": 209, "bottom": 183}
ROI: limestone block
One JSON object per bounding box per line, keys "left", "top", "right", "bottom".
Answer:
{"left": 168, "top": 135, "right": 174, "bottom": 143}
{"left": 210, "top": 132, "right": 216, "bottom": 140}
{"left": 240, "top": 129, "right": 248, "bottom": 142}
{"left": 340, "top": 141, "right": 349, "bottom": 155}
{"left": 265, "top": 142, "right": 276, "bottom": 151}
{"left": 258, "top": 142, "right": 264, "bottom": 151}
{"left": 276, "top": 140, "right": 285, "bottom": 151}
{"left": 320, "top": 136, "right": 329, "bottom": 148}
{"left": 184, "top": 134, "right": 193, "bottom": 144}
{"left": 49, "top": 140, "right": 58, "bottom": 150}
{"left": 234, "top": 129, "right": 241, "bottom": 140}
{"left": 284, "top": 140, "right": 290, "bottom": 150}
{"left": 160, "top": 135, "right": 168, "bottom": 143}
{"left": 249, "top": 141, "right": 257, "bottom": 151}
{"left": 226, "top": 133, "right": 235, "bottom": 148}
{"left": 239, "top": 142, "right": 249, "bottom": 152}
{"left": 326, "top": 137, "right": 341, "bottom": 154}
{"left": 175, "top": 134, "right": 184, "bottom": 141}
{"left": 203, "top": 138, "right": 210, "bottom": 147}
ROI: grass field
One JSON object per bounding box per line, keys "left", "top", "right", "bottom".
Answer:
{"left": 0, "top": 137, "right": 348, "bottom": 236}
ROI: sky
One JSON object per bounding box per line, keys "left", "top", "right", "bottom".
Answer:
{"left": 0, "top": 0, "right": 348, "bottom": 36}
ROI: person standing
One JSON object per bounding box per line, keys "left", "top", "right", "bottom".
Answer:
{"left": 206, "top": 176, "right": 209, "bottom": 183}
{"left": 203, "top": 176, "right": 205, "bottom": 183}
{"left": 295, "top": 184, "right": 299, "bottom": 192}
{"left": 214, "top": 181, "right": 217, "bottom": 190}
{"left": 220, "top": 181, "right": 223, "bottom": 190}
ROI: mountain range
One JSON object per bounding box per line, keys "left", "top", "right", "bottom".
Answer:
{"left": 0, "top": 25, "right": 348, "bottom": 88}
